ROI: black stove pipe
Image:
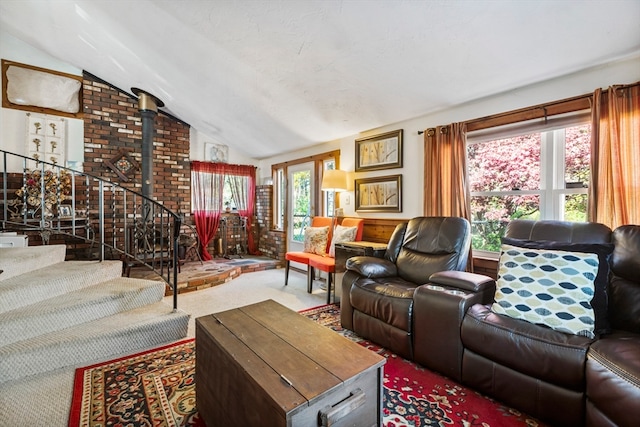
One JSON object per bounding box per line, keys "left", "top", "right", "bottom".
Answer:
{"left": 132, "top": 87, "right": 164, "bottom": 202}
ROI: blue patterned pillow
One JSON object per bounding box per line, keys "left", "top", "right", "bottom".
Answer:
{"left": 491, "top": 238, "right": 613, "bottom": 338}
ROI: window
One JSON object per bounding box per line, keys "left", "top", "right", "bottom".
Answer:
{"left": 271, "top": 150, "right": 340, "bottom": 232}
{"left": 467, "top": 116, "right": 591, "bottom": 255}
{"left": 190, "top": 173, "right": 246, "bottom": 212}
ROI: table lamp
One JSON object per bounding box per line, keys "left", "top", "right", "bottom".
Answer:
{"left": 321, "top": 169, "right": 348, "bottom": 228}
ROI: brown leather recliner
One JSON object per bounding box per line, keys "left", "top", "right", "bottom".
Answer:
{"left": 340, "top": 216, "right": 471, "bottom": 360}
{"left": 585, "top": 225, "right": 640, "bottom": 427}
{"left": 459, "top": 220, "right": 613, "bottom": 427}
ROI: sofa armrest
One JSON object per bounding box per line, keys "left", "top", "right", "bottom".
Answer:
{"left": 345, "top": 256, "right": 398, "bottom": 278}
{"left": 428, "top": 270, "right": 496, "bottom": 293}
{"left": 413, "top": 273, "right": 496, "bottom": 382}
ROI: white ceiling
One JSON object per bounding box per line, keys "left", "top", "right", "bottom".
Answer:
{"left": 1, "top": 0, "right": 639, "bottom": 159}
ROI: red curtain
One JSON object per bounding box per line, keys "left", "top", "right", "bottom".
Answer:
{"left": 224, "top": 163, "right": 258, "bottom": 254}
{"left": 190, "top": 161, "right": 258, "bottom": 259}
{"left": 191, "top": 161, "right": 225, "bottom": 261}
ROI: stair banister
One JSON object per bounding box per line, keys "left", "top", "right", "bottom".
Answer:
{"left": 1, "top": 149, "right": 182, "bottom": 310}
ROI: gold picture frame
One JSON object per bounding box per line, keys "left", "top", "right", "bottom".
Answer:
{"left": 355, "top": 174, "right": 402, "bottom": 213}
{"left": 355, "top": 129, "right": 403, "bottom": 172}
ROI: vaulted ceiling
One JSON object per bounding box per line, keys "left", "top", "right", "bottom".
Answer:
{"left": 1, "top": 0, "right": 639, "bottom": 159}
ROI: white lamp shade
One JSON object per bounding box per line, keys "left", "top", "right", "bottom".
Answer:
{"left": 321, "top": 169, "right": 348, "bottom": 192}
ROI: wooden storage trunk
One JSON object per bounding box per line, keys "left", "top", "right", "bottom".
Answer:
{"left": 196, "top": 299, "right": 385, "bottom": 427}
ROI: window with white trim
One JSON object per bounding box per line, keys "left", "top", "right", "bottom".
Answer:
{"left": 467, "top": 114, "right": 591, "bottom": 255}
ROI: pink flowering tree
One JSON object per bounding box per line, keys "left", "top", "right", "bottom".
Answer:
{"left": 467, "top": 124, "right": 590, "bottom": 251}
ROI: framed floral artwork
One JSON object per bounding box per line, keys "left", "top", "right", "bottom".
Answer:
{"left": 355, "top": 129, "right": 403, "bottom": 172}
{"left": 355, "top": 174, "right": 402, "bottom": 213}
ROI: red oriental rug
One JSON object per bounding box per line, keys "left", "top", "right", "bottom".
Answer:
{"left": 69, "top": 304, "right": 545, "bottom": 427}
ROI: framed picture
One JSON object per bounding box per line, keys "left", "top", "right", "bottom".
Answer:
{"left": 355, "top": 129, "right": 403, "bottom": 172}
{"left": 104, "top": 148, "right": 139, "bottom": 182}
{"left": 58, "top": 205, "right": 72, "bottom": 218}
{"left": 355, "top": 174, "right": 402, "bottom": 213}
{"left": 205, "top": 142, "right": 228, "bottom": 163}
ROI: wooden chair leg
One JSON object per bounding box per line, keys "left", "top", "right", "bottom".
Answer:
{"left": 284, "top": 260, "right": 290, "bottom": 286}
{"left": 307, "top": 267, "right": 314, "bottom": 293}
{"left": 326, "top": 272, "right": 333, "bottom": 304}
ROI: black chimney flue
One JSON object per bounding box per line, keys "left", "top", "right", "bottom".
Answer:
{"left": 132, "top": 87, "right": 164, "bottom": 202}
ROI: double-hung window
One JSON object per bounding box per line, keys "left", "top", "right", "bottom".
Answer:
{"left": 467, "top": 113, "right": 591, "bottom": 256}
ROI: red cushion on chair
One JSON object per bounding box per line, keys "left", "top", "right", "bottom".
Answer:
{"left": 309, "top": 256, "right": 336, "bottom": 273}
{"left": 285, "top": 251, "right": 315, "bottom": 264}
{"left": 285, "top": 217, "right": 333, "bottom": 265}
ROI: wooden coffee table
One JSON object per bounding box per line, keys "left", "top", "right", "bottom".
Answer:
{"left": 196, "top": 299, "right": 386, "bottom": 427}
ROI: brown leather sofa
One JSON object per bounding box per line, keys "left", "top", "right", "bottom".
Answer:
{"left": 341, "top": 219, "right": 640, "bottom": 426}
{"left": 585, "top": 224, "right": 640, "bottom": 427}
{"left": 443, "top": 220, "right": 639, "bottom": 427}
{"left": 340, "top": 216, "right": 472, "bottom": 360}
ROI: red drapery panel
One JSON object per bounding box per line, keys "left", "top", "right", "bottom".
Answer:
{"left": 224, "top": 163, "right": 258, "bottom": 254}
{"left": 191, "top": 161, "right": 225, "bottom": 261}
{"left": 190, "top": 161, "right": 258, "bottom": 259}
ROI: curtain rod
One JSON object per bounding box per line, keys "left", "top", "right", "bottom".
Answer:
{"left": 418, "top": 81, "right": 639, "bottom": 135}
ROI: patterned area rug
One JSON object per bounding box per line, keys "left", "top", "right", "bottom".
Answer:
{"left": 69, "top": 304, "right": 545, "bottom": 427}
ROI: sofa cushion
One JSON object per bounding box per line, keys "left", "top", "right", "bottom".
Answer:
{"left": 303, "top": 226, "right": 329, "bottom": 255}
{"left": 491, "top": 238, "right": 613, "bottom": 338}
{"left": 329, "top": 225, "right": 358, "bottom": 257}
{"left": 462, "top": 303, "right": 593, "bottom": 390}
{"left": 609, "top": 225, "right": 640, "bottom": 334}
{"left": 609, "top": 275, "right": 640, "bottom": 335}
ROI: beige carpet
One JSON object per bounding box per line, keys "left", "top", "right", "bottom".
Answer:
{"left": 0, "top": 267, "right": 325, "bottom": 426}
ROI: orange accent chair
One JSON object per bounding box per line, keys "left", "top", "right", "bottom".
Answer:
{"left": 284, "top": 216, "right": 333, "bottom": 292}
{"left": 309, "top": 218, "right": 364, "bottom": 303}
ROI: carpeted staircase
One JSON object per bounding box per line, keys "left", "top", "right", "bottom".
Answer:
{"left": 0, "top": 244, "right": 190, "bottom": 384}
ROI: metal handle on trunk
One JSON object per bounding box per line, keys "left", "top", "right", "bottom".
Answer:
{"left": 318, "top": 388, "right": 366, "bottom": 426}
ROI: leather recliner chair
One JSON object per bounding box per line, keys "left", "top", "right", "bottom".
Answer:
{"left": 460, "top": 220, "right": 613, "bottom": 427}
{"left": 340, "top": 216, "right": 471, "bottom": 360}
{"left": 585, "top": 224, "right": 640, "bottom": 427}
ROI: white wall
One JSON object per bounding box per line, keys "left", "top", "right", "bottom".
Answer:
{"left": 1, "top": 30, "right": 261, "bottom": 174}
{"left": 0, "top": 30, "right": 84, "bottom": 171}
{"left": 259, "top": 54, "right": 640, "bottom": 220}
{"left": 189, "top": 127, "right": 258, "bottom": 168}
